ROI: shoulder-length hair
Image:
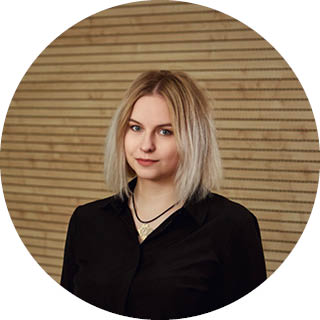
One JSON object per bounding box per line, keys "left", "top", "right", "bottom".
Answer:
{"left": 104, "top": 70, "right": 223, "bottom": 203}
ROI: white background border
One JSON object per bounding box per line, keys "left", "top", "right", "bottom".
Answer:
{"left": 1, "top": 1, "right": 319, "bottom": 319}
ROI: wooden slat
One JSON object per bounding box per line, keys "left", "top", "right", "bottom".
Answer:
{"left": 211, "top": 90, "right": 307, "bottom": 100}
{"left": 15, "top": 227, "right": 66, "bottom": 240}
{"left": 262, "top": 240, "right": 298, "bottom": 252}
{"left": 0, "top": 150, "right": 103, "bottom": 163}
{"left": 22, "top": 236, "right": 65, "bottom": 250}
{"left": 217, "top": 120, "right": 317, "bottom": 131}
{"left": 7, "top": 109, "right": 114, "bottom": 119}
{"left": 27, "top": 59, "right": 288, "bottom": 74}
{"left": 4, "top": 116, "right": 112, "bottom": 126}
{"left": 36, "top": 48, "right": 281, "bottom": 65}
{"left": 264, "top": 250, "right": 290, "bottom": 262}
{"left": 16, "top": 79, "right": 302, "bottom": 91}
{"left": 220, "top": 149, "right": 320, "bottom": 162}
{"left": 2, "top": 175, "right": 106, "bottom": 191}
{"left": 0, "top": 158, "right": 104, "bottom": 172}
{"left": 41, "top": 265, "right": 62, "bottom": 277}
{"left": 1, "top": 141, "right": 104, "bottom": 154}
{"left": 249, "top": 202, "right": 315, "bottom": 214}
{"left": 4, "top": 184, "right": 108, "bottom": 200}
{"left": 8, "top": 201, "right": 74, "bottom": 216}
{"left": 9, "top": 99, "right": 311, "bottom": 109}
{"left": 12, "top": 89, "right": 306, "bottom": 101}
{"left": 10, "top": 210, "right": 71, "bottom": 225}
{"left": 265, "top": 260, "right": 282, "bottom": 272}
{"left": 64, "top": 20, "right": 249, "bottom": 37}
{"left": 9, "top": 99, "right": 119, "bottom": 109}
{"left": 222, "top": 178, "right": 317, "bottom": 193}
{"left": 224, "top": 172, "right": 318, "bottom": 184}
{"left": 25, "top": 244, "right": 63, "bottom": 259}
{"left": 20, "top": 69, "right": 297, "bottom": 82}
{"left": 260, "top": 229, "right": 303, "bottom": 243}
{"left": 217, "top": 129, "right": 318, "bottom": 140}
{"left": 2, "top": 167, "right": 104, "bottom": 181}
{"left": 6, "top": 192, "right": 99, "bottom": 209}
{"left": 218, "top": 138, "right": 318, "bottom": 150}
{"left": 43, "top": 40, "right": 274, "bottom": 56}
{"left": 222, "top": 158, "right": 319, "bottom": 173}
{"left": 2, "top": 133, "right": 106, "bottom": 145}
{"left": 92, "top": 2, "right": 210, "bottom": 17}
{"left": 51, "top": 275, "right": 61, "bottom": 283}
{"left": 31, "top": 254, "right": 62, "bottom": 268}
{"left": 119, "top": 0, "right": 169, "bottom": 7}
{"left": 42, "top": 60, "right": 289, "bottom": 75}
{"left": 12, "top": 218, "right": 67, "bottom": 233}
{"left": 52, "top": 29, "right": 261, "bottom": 47}
{"left": 2, "top": 124, "right": 109, "bottom": 135}
{"left": 225, "top": 198, "right": 315, "bottom": 214}
{"left": 74, "top": 11, "right": 231, "bottom": 28}
{"left": 256, "top": 212, "right": 309, "bottom": 225}
{"left": 204, "top": 79, "right": 303, "bottom": 90}
{"left": 214, "top": 100, "right": 311, "bottom": 108}
{"left": 220, "top": 188, "right": 316, "bottom": 203}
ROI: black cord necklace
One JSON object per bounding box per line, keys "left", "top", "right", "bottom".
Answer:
{"left": 132, "top": 192, "right": 179, "bottom": 224}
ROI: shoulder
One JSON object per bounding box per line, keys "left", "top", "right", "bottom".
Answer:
{"left": 70, "top": 194, "right": 122, "bottom": 221}
{"left": 200, "top": 193, "right": 262, "bottom": 243}
{"left": 205, "top": 192, "right": 258, "bottom": 225}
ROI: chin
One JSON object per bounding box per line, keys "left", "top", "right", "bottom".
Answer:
{"left": 135, "top": 171, "right": 160, "bottom": 181}
{"left": 136, "top": 171, "right": 176, "bottom": 183}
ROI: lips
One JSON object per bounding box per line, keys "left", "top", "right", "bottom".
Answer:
{"left": 136, "top": 158, "right": 158, "bottom": 166}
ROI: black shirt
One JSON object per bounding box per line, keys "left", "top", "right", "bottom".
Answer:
{"left": 61, "top": 179, "right": 266, "bottom": 319}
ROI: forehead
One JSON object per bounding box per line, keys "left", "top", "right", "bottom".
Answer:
{"left": 130, "top": 94, "right": 172, "bottom": 123}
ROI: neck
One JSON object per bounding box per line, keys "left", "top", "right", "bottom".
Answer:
{"left": 134, "top": 177, "right": 179, "bottom": 205}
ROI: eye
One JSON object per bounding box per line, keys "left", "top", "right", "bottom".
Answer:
{"left": 130, "top": 125, "right": 141, "bottom": 132}
{"left": 159, "top": 128, "right": 172, "bottom": 136}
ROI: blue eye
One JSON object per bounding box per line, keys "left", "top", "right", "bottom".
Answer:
{"left": 159, "top": 129, "right": 172, "bottom": 136}
{"left": 130, "top": 125, "right": 141, "bottom": 132}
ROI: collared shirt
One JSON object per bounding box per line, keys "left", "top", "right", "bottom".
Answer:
{"left": 61, "top": 179, "right": 266, "bottom": 319}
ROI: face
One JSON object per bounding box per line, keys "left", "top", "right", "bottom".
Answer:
{"left": 124, "top": 94, "right": 179, "bottom": 184}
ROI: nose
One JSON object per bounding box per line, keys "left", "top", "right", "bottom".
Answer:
{"left": 140, "top": 132, "right": 155, "bottom": 153}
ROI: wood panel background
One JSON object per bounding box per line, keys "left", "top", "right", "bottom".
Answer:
{"left": 1, "top": 0, "right": 319, "bottom": 283}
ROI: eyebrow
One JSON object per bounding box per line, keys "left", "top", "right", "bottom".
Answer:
{"left": 129, "top": 118, "right": 172, "bottom": 127}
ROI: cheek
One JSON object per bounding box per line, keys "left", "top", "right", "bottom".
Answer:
{"left": 165, "top": 143, "right": 179, "bottom": 163}
{"left": 173, "top": 152, "right": 180, "bottom": 166}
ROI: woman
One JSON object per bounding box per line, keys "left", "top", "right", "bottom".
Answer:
{"left": 61, "top": 70, "right": 266, "bottom": 319}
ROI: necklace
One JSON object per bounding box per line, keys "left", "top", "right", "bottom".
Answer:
{"left": 132, "top": 193, "right": 179, "bottom": 242}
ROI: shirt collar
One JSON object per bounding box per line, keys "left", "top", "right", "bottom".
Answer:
{"left": 101, "top": 178, "right": 210, "bottom": 227}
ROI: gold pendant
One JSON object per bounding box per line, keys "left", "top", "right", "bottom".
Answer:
{"left": 137, "top": 223, "right": 153, "bottom": 242}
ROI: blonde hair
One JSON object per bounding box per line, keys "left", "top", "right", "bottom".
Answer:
{"left": 104, "top": 70, "right": 223, "bottom": 203}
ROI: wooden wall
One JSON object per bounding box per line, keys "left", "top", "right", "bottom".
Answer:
{"left": 1, "top": 0, "right": 319, "bottom": 283}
